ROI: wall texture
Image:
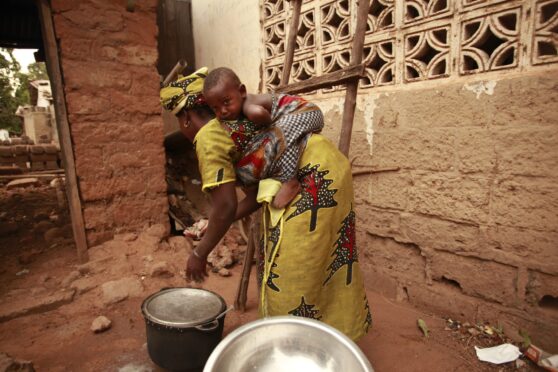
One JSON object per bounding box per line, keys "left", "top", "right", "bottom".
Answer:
{"left": 260, "top": 0, "right": 558, "bottom": 351}
{"left": 191, "top": 0, "right": 262, "bottom": 93}
{"left": 51, "top": 0, "right": 168, "bottom": 245}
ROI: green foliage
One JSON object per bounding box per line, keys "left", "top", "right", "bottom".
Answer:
{"left": 0, "top": 49, "right": 49, "bottom": 134}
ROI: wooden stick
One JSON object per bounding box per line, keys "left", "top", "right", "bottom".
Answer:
{"left": 278, "top": 64, "right": 366, "bottom": 95}
{"left": 338, "top": 0, "right": 370, "bottom": 156}
{"left": 162, "top": 59, "right": 188, "bottom": 86}
{"left": 280, "top": 0, "right": 302, "bottom": 86}
{"left": 234, "top": 212, "right": 260, "bottom": 312}
{"left": 37, "top": 0, "right": 89, "bottom": 263}
{"left": 352, "top": 167, "right": 400, "bottom": 176}
{"left": 0, "top": 174, "right": 65, "bottom": 180}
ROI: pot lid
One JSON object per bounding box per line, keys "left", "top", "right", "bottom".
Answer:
{"left": 142, "top": 288, "right": 226, "bottom": 328}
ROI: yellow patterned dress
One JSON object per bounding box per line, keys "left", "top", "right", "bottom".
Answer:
{"left": 194, "top": 118, "right": 371, "bottom": 342}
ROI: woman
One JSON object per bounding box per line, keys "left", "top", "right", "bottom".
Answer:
{"left": 160, "top": 67, "right": 371, "bottom": 341}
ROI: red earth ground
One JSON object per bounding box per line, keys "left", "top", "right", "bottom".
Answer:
{"left": 0, "top": 181, "right": 538, "bottom": 371}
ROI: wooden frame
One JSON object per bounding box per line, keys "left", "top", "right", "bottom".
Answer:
{"left": 37, "top": 0, "right": 89, "bottom": 262}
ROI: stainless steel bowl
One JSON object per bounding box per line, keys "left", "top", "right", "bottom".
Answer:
{"left": 203, "top": 316, "right": 374, "bottom": 372}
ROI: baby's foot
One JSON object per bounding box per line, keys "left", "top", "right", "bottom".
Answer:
{"left": 272, "top": 179, "right": 301, "bottom": 209}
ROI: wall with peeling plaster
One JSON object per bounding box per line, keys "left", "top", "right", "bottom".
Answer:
{"left": 312, "top": 71, "right": 558, "bottom": 352}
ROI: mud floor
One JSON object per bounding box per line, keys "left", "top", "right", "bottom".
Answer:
{"left": 0, "top": 182, "right": 539, "bottom": 371}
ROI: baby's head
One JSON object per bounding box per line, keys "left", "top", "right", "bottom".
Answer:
{"left": 203, "top": 67, "right": 246, "bottom": 121}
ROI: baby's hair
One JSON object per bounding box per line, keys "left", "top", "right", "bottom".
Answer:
{"left": 203, "top": 67, "right": 242, "bottom": 93}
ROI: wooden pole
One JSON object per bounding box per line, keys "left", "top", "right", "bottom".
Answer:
{"left": 162, "top": 59, "right": 188, "bottom": 86}
{"left": 37, "top": 0, "right": 89, "bottom": 263}
{"left": 338, "top": 0, "right": 370, "bottom": 156}
{"left": 234, "top": 213, "right": 260, "bottom": 312}
{"left": 280, "top": 0, "right": 302, "bottom": 86}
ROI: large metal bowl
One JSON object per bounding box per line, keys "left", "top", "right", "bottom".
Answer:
{"left": 203, "top": 316, "right": 374, "bottom": 372}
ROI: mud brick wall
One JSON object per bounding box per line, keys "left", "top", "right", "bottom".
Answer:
{"left": 324, "top": 71, "right": 558, "bottom": 352}
{"left": 51, "top": 0, "right": 168, "bottom": 245}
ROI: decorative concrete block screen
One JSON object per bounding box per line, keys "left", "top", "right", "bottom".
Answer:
{"left": 262, "top": 0, "right": 558, "bottom": 90}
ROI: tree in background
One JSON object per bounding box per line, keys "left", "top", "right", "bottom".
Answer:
{"left": 0, "top": 48, "right": 48, "bottom": 134}
{"left": 0, "top": 48, "right": 23, "bottom": 134}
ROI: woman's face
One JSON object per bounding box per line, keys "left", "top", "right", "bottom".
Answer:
{"left": 204, "top": 79, "right": 246, "bottom": 121}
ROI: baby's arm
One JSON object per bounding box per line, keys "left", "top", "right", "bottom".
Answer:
{"left": 243, "top": 102, "right": 272, "bottom": 127}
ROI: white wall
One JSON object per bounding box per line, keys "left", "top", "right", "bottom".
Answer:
{"left": 191, "top": 0, "right": 262, "bottom": 93}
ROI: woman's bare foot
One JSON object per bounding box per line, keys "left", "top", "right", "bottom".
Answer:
{"left": 272, "top": 178, "right": 301, "bottom": 209}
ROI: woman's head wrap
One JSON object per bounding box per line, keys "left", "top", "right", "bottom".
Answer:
{"left": 160, "top": 67, "right": 208, "bottom": 115}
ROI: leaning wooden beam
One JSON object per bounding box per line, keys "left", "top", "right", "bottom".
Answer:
{"left": 280, "top": 0, "right": 302, "bottom": 86}
{"left": 338, "top": 0, "right": 371, "bottom": 156}
{"left": 352, "top": 167, "right": 400, "bottom": 177}
{"left": 162, "top": 59, "right": 188, "bottom": 87}
{"left": 278, "top": 64, "right": 366, "bottom": 95}
{"left": 37, "top": 0, "right": 89, "bottom": 263}
{"left": 234, "top": 213, "right": 260, "bottom": 312}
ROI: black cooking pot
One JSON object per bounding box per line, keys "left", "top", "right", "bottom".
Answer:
{"left": 141, "top": 288, "right": 228, "bottom": 372}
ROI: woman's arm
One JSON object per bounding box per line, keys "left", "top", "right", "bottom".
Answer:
{"left": 186, "top": 182, "right": 237, "bottom": 282}
{"left": 235, "top": 186, "right": 260, "bottom": 220}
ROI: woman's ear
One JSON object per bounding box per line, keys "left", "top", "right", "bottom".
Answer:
{"left": 239, "top": 84, "right": 247, "bottom": 98}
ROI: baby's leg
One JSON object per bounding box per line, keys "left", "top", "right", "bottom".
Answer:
{"left": 272, "top": 177, "right": 301, "bottom": 209}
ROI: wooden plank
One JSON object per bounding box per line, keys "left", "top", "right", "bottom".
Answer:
{"left": 37, "top": 0, "right": 89, "bottom": 263}
{"left": 280, "top": 0, "right": 302, "bottom": 86}
{"left": 338, "top": 0, "right": 370, "bottom": 156}
{"left": 277, "top": 64, "right": 366, "bottom": 95}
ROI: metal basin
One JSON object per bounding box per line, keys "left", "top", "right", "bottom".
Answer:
{"left": 203, "top": 316, "right": 374, "bottom": 372}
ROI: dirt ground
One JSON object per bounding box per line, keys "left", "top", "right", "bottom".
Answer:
{"left": 0, "top": 182, "right": 539, "bottom": 372}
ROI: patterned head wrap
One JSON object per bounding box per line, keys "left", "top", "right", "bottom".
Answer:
{"left": 160, "top": 67, "right": 208, "bottom": 115}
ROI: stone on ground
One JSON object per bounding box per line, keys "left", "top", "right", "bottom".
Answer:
{"left": 150, "top": 262, "right": 174, "bottom": 278}
{"left": 91, "top": 316, "right": 112, "bottom": 333}
{"left": 0, "top": 289, "right": 75, "bottom": 322}
{"left": 101, "top": 277, "right": 143, "bottom": 306}
{"left": 0, "top": 352, "right": 35, "bottom": 371}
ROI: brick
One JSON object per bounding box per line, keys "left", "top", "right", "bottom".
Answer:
{"left": 406, "top": 282, "right": 478, "bottom": 320}
{"left": 368, "top": 171, "right": 409, "bottom": 210}
{"left": 80, "top": 174, "right": 148, "bottom": 201}
{"left": 494, "top": 128, "right": 558, "bottom": 177}
{"left": 408, "top": 172, "right": 490, "bottom": 223}
{"left": 525, "top": 271, "right": 558, "bottom": 307}
{"left": 110, "top": 92, "right": 160, "bottom": 116}
{"left": 59, "top": 37, "right": 93, "bottom": 60}
{"left": 456, "top": 128, "right": 496, "bottom": 173}
{"left": 429, "top": 252, "right": 517, "bottom": 305}
{"left": 400, "top": 213, "right": 481, "bottom": 253}
{"left": 63, "top": 60, "right": 132, "bottom": 91}
{"left": 492, "top": 177, "right": 558, "bottom": 232}
{"left": 484, "top": 226, "right": 558, "bottom": 274}
{"left": 363, "top": 235, "right": 426, "bottom": 282}
{"left": 83, "top": 204, "right": 112, "bottom": 229}
{"left": 371, "top": 129, "right": 455, "bottom": 171}
{"left": 66, "top": 92, "right": 111, "bottom": 115}
{"left": 359, "top": 207, "right": 404, "bottom": 241}
{"left": 61, "top": 5, "right": 124, "bottom": 32}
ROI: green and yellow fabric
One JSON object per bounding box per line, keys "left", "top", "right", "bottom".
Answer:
{"left": 160, "top": 67, "right": 208, "bottom": 115}
{"left": 195, "top": 123, "right": 372, "bottom": 341}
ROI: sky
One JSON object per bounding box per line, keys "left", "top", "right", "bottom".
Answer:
{"left": 2, "top": 48, "right": 38, "bottom": 73}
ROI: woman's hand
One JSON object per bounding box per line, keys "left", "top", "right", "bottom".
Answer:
{"left": 186, "top": 251, "right": 208, "bottom": 282}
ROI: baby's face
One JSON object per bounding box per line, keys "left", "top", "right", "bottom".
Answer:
{"left": 205, "top": 79, "right": 245, "bottom": 121}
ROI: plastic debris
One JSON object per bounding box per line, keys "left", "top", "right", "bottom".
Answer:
{"left": 475, "top": 343, "right": 521, "bottom": 364}
{"left": 417, "top": 319, "right": 429, "bottom": 338}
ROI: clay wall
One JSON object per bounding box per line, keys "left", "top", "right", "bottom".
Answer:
{"left": 191, "top": 0, "right": 262, "bottom": 92}
{"left": 260, "top": 0, "right": 558, "bottom": 351}
{"left": 50, "top": 0, "right": 168, "bottom": 245}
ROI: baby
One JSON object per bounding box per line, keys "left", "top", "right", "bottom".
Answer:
{"left": 203, "top": 67, "right": 324, "bottom": 209}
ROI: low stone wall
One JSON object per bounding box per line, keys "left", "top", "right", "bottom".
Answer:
{"left": 51, "top": 0, "right": 168, "bottom": 245}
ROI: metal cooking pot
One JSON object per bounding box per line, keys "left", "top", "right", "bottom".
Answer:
{"left": 141, "top": 288, "right": 228, "bottom": 372}
{"left": 204, "top": 316, "right": 374, "bottom": 372}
